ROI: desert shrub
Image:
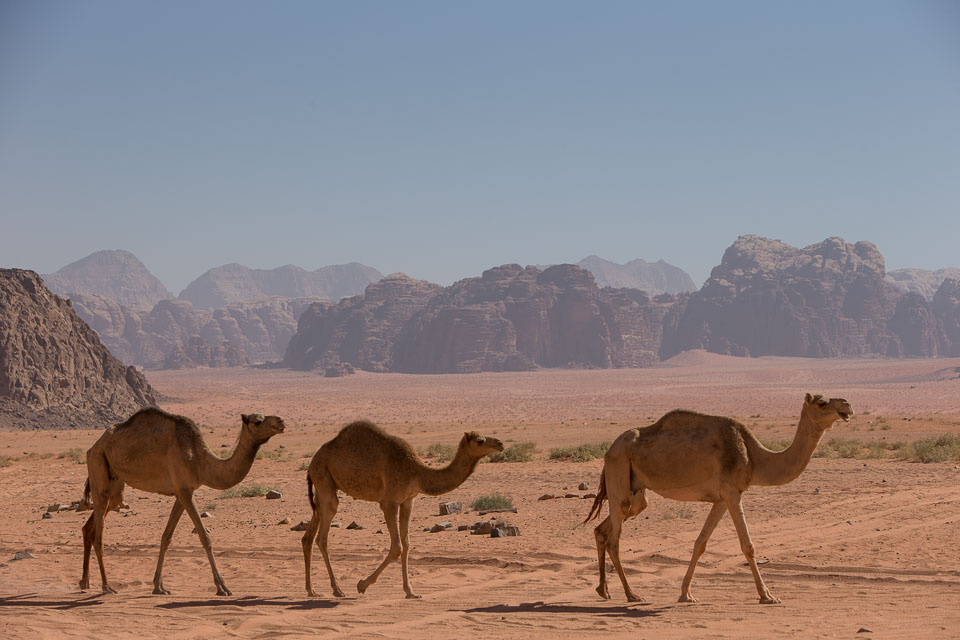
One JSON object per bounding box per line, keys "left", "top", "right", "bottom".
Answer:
{"left": 487, "top": 442, "right": 535, "bottom": 463}
{"left": 220, "top": 482, "right": 275, "bottom": 499}
{"left": 470, "top": 493, "right": 514, "bottom": 511}
{"left": 863, "top": 441, "right": 892, "bottom": 459}
{"left": 0, "top": 455, "right": 14, "bottom": 467}
{"left": 661, "top": 504, "right": 696, "bottom": 520}
{"left": 760, "top": 439, "right": 791, "bottom": 452}
{"left": 297, "top": 462, "right": 310, "bottom": 471}
{"left": 831, "top": 438, "right": 864, "bottom": 459}
{"left": 813, "top": 442, "right": 836, "bottom": 459}
{"left": 256, "top": 449, "right": 281, "bottom": 460}
{"left": 905, "top": 434, "right": 960, "bottom": 463}
{"left": 548, "top": 442, "right": 609, "bottom": 462}
{"left": 58, "top": 448, "right": 85, "bottom": 464}
{"left": 422, "top": 443, "right": 456, "bottom": 463}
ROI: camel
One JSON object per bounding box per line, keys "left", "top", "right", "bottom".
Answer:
{"left": 302, "top": 420, "right": 504, "bottom": 599}
{"left": 585, "top": 393, "right": 852, "bottom": 604}
{"left": 78, "top": 407, "right": 285, "bottom": 595}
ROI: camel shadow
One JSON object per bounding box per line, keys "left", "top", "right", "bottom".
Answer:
{"left": 156, "top": 596, "right": 342, "bottom": 611}
{"left": 459, "top": 601, "right": 664, "bottom": 619}
{"left": 0, "top": 594, "right": 105, "bottom": 610}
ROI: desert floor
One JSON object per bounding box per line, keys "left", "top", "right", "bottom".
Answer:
{"left": 2, "top": 351, "right": 959, "bottom": 639}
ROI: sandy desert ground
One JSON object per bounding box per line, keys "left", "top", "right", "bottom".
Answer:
{"left": 2, "top": 351, "right": 959, "bottom": 639}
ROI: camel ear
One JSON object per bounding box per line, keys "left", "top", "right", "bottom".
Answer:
{"left": 805, "top": 393, "right": 813, "bottom": 404}
{"left": 464, "top": 432, "right": 471, "bottom": 441}
{"left": 241, "top": 413, "right": 250, "bottom": 424}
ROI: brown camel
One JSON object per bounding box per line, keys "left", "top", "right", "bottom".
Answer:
{"left": 302, "top": 420, "right": 503, "bottom": 598}
{"left": 585, "top": 393, "right": 852, "bottom": 604}
{"left": 78, "top": 407, "right": 285, "bottom": 595}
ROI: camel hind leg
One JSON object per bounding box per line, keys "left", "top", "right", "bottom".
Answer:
{"left": 81, "top": 449, "right": 123, "bottom": 594}
{"left": 357, "top": 502, "right": 401, "bottom": 595}
{"left": 303, "top": 471, "right": 344, "bottom": 597}
{"left": 594, "top": 458, "right": 647, "bottom": 602}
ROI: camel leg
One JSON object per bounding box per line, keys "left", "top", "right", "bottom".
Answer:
{"left": 357, "top": 502, "right": 401, "bottom": 595}
{"left": 304, "top": 476, "right": 344, "bottom": 597}
{"left": 723, "top": 489, "right": 779, "bottom": 604}
{"left": 678, "top": 501, "right": 726, "bottom": 603}
{"left": 593, "top": 515, "right": 613, "bottom": 599}
{"left": 399, "top": 498, "right": 420, "bottom": 599}
{"left": 152, "top": 500, "right": 185, "bottom": 595}
{"left": 80, "top": 513, "right": 94, "bottom": 591}
{"left": 90, "top": 480, "right": 124, "bottom": 594}
{"left": 301, "top": 508, "right": 322, "bottom": 597}
{"left": 176, "top": 489, "right": 231, "bottom": 596}
{"left": 605, "top": 490, "right": 647, "bottom": 603}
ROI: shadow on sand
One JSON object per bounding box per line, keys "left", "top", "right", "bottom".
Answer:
{"left": 0, "top": 594, "right": 106, "bottom": 610}
{"left": 156, "top": 595, "right": 343, "bottom": 611}
{"left": 459, "top": 601, "right": 664, "bottom": 619}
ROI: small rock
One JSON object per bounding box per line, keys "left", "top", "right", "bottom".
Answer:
{"left": 12, "top": 551, "right": 35, "bottom": 561}
{"left": 857, "top": 628, "right": 872, "bottom": 634}
{"left": 564, "top": 493, "right": 579, "bottom": 499}
{"left": 439, "top": 501, "right": 462, "bottom": 515}
{"left": 490, "top": 527, "right": 504, "bottom": 538}
{"left": 578, "top": 482, "right": 589, "bottom": 491}
{"left": 346, "top": 521, "right": 363, "bottom": 530}
{"left": 221, "top": 443, "right": 229, "bottom": 448}
{"left": 330, "top": 522, "right": 341, "bottom": 528}
{"left": 265, "top": 490, "right": 282, "bottom": 500}
{"left": 376, "top": 529, "right": 383, "bottom": 534}
{"left": 278, "top": 517, "right": 290, "bottom": 525}
{"left": 290, "top": 521, "right": 309, "bottom": 532}
{"left": 42, "top": 512, "right": 53, "bottom": 519}
{"left": 430, "top": 521, "right": 453, "bottom": 533}
{"left": 582, "top": 493, "right": 597, "bottom": 499}
{"left": 47, "top": 503, "right": 62, "bottom": 513}
{"left": 200, "top": 511, "right": 213, "bottom": 518}
{"left": 499, "top": 525, "right": 520, "bottom": 537}
{"left": 457, "top": 525, "right": 471, "bottom": 531}
{"left": 537, "top": 494, "right": 555, "bottom": 501}
{"left": 472, "top": 522, "right": 494, "bottom": 535}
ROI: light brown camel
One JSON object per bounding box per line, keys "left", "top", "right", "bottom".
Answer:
{"left": 78, "top": 407, "right": 285, "bottom": 595}
{"left": 585, "top": 393, "right": 852, "bottom": 604}
{"left": 302, "top": 420, "right": 503, "bottom": 598}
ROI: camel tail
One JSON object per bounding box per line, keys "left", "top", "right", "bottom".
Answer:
{"left": 80, "top": 478, "right": 91, "bottom": 510}
{"left": 583, "top": 467, "right": 607, "bottom": 523}
{"left": 307, "top": 474, "right": 315, "bottom": 511}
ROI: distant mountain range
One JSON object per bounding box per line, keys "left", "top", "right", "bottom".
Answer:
{"left": 886, "top": 268, "right": 960, "bottom": 299}
{"left": 575, "top": 256, "right": 696, "bottom": 294}
{"left": 43, "top": 250, "right": 173, "bottom": 310}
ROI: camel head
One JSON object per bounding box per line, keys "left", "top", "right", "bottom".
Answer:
{"left": 460, "top": 431, "right": 504, "bottom": 459}
{"left": 802, "top": 394, "right": 853, "bottom": 430}
{"left": 240, "top": 413, "right": 286, "bottom": 443}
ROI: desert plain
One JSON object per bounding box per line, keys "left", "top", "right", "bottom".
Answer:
{"left": 1, "top": 351, "right": 959, "bottom": 639}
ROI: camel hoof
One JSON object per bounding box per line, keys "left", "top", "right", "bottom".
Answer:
{"left": 152, "top": 587, "right": 172, "bottom": 595}
{"left": 101, "top": 585, "right": 118, "bottom": 595}
{"left": 625, "top": 593, "right": 646, "bottom": 603}
{"left": 596, "top": 585, "right": 611, "bottom": 600}
{"left": 405, "top": 593, "right": 422, "bottom": 599}
{"left": 333, "top": 589, "right": 346, "bottom": 598}
{"left": 306, "top": 589, "right": 319, "bottom": 598}
{"left": 759, "top": 595, "right": 781, "bottom": 605}
{"left": 678, "top": 594, "right": 698, "bottom": 603}
{"left": 78, "top": 581, "right": 89, "bottom": 592}
{"left": 357, "top": 579, "right": 369, "bottom": 594}
{"left": 217, "top": 586, "right": 232, "bottom": 597}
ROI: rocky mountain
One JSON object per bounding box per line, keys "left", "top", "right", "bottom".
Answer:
{"left": 69, "top": 293, "right": 321, "bottom": 368}
{"left": 179, "top": 262, "right": 383, "bottom": 309}
{"left": 577, "top": 255, "right": 696, "bottom": 295}
{"left": 886, "top": 268, "right": 960, "bottom": 300}
{"left": 932, "top": 278, "right": 960, "bottom": 357}
{"left": 43, "top": 250, "right": 173, "bottom": 310}
{"left": 283, "top": 274, "right": 444, "bottom": 372}
{"left": 0, "top": 269, "right": 159, "bottom": 429}
{"left": 284, "top": 265, "right": 672, "bottom": 374}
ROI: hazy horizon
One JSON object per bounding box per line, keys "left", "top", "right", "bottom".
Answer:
{"left": 2, "top": 1, "right": 958, "bottom": 292}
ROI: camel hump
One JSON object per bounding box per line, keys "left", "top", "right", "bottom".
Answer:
{"left": 116, "top": 406, "right": 197, "bottom": 430}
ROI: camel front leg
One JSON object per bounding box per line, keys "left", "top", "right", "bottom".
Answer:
{"left": 723, "top": 489, "right": 779, "bottom": 604}
{"left": 399, "top": 499, "right": 419, "bottom": 599}
{"left": 177, "top": 489, "right": 231, "bottom": 596}
{"left": 593, "top": 516, "right": 612, "bottom": 599}
{"left": 80, "top": 514, "right": 94, "bottom": 591}
{"left": 357, "top": 502, "right": 401, "bottom": 595}
{"left": 153, "top": 500, "right": 185, "bottom": 594}
{"left": 679, "top": 501, "right": 726, "bottom": 603}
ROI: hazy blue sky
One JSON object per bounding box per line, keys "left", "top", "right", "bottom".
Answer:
{"left": 1, "top": 1, "right": 958, "bottom": 293}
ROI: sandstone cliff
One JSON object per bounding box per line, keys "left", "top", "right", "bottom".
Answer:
{"left": 43, "top": 250, "right": 173, "bottom": 310}
{"left": 886, "top": 268, "right": 960, "bottom": 299}
{"left": 577, "top": 255, "right": 696, "bottom": 295}
{"left": 0, "top": 269, "right": 159, "bottom": 429}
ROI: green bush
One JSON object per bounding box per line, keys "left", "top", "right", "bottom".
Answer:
{"left": 256, "top": 449, "right": 282, "bottom": 460}
{"left": 760, "top": 439, "right": 791, "bottom": 453}
{"left": 904, "top": 433, "right": 960, "bottom": 463}
{"left": 297, "top": 462, "right": 310, "bottom": 471}
{"left": 422, "top": 443, "right": 456, "bottom": 463}
{"left": 0, "top": 455, "right": 14, "bottom": 468}
{"left": 470, "top": 493, "right": 514, "bottom": 511}
{"left": 58, "top": 448, "right": 85, "bottom": 464}
{"left": 487, "top": 442, "right": 536, "bottom": 463}
{"left": 661, "top": 504, "right": 696, "bottom": 520}
{"left": 220, "top": 482, "right": 275, "bottom": 499}
{"left": 548, "top": 442, "right": 609, "bottom": 462}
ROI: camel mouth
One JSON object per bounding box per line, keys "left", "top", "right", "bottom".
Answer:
{"left": 838, "top": 411, "right": 851, "bottom": 422}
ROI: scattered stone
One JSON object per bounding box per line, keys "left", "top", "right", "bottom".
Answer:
{"left": 582, "top": 493, "right": 597, "bottom": 499}
{"left": 472, "top": 522, "right": 494, "bottom": 535}
{"left": 578, "top": 482, "right": 589, "bottom": 491}
{"left": 278, "top": 517, "right": 290, "bottom": 525}
{"left": 490, "top": 527, "right": 504, "bottom": 538}
{"left": 564, "top": 493, "right": 579, "bottom": 499}
{"left": 221, "top": 443, "right": 229, "bottom": 448}
{"left": 537, "top": 494, "right": 555, "bottom": 501}
{"left": 69, "top": 501, "right": 80, "bottom": 510}
{"left": 265, "top": 490, "right": 282, "bottom": 500}
{"left": 330, "top": 522, "right": 341, "bottom": 528}
{"left": 457, "top": 525, "right": 471, "bottom": 531}
{"left": 376, "top": 529, "right": 383, "bottom": 534}
{"left": 857, "top": 629, "right": 872, "bottom": 634}
{"left": 47, "top": 503, "right": 62, "bottom": 513}
{"left": 477, "top": 507, "right": 518, "bottom": 515}
{"left": 430, "top": 522, "right": 454, "bottom": 533}
{"left": 12, "top": 551, "right": 36, "bottom": 561}
{"left": 439, "top": 501, "right": 462, "bottom": 515}
{"left": 42, "top": 512, "right": 53, "bottom": 519}
{"left": 290, "top": 521, "right": 309, "bottom": 532}
{"left": 346, "top": 521, "right": 363, "bottom": 530}
{"left": 200, "top": 511, "right": 213, "bottom": 518}
{"left": 499, "top": 525, "right": 520, "bottom": 537}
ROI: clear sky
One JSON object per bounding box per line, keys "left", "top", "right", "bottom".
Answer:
{"left": 1, "top": 1, "right": 958, "bottom": 294}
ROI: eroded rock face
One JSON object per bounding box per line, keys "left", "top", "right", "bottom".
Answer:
{"left": 178, "top": 262, "right": 382, "bottom": 309}
{"left": 660, "top": 236, "right": 904, "bottom": 359}
{"left": 43, "top": 250, "right": 172, "bottom": 311}
{"left": 933, "top": 279, "right": 960, "bottom": 357}
{"left": 887, "top": 268, "right": 960, "bottom": 300}
{"left": 283, "top": 274, "right": 443, "bottom": 372}
{"left": 577, "top": 256, "right": 696, "bottom": 295}
{"left": 163, "top": 337, "right": 249, "bottom": 369}
{"left": 0, "top": 269, "right": 159, "bottom": 429}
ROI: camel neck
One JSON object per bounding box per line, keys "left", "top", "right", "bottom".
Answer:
{"left": 199, "top": 430, "right": 264, "bottom": 490}
{"left": 418, "top": 447, "right": 481, "bottom": 496}
{"left": 750, "top": 409, "right": 825, "bottom": 487}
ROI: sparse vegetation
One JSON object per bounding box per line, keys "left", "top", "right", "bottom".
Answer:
{"left": 662, "top": 504, "right": 696, "bottom": 520}
{"left": 487, "top": 442, "right": 535, "bottom": 463}
{"left": 297, "top": 462, "right": 310, "bottom": 471}
{"left": 548, "top": 442, "right": 609, "bottom": 462}
{"left": 220, "top": 482, "right": 276, "bottom": 499}
{"left": 896, "top": 433, "right": 960, "bottom": 463}
{"left": 0, "top": 455, "right": 14, "bottom": 467}
{"left": 421, "top": 443, "right": 456, "bottom": 463}
{"left": 58, "top": 448, "right": 85, "bottom": 464}
{"left": 760, "top": 439, "right": 791, "bottom": 452}
{"left": 203, "top": 503, "right": 217, "bottom": 512}
{"left": 256, "top": 449, "right": 282, "bottom": 460}
{"left": 470, "top": 493, "right": 514, "bottom": 511}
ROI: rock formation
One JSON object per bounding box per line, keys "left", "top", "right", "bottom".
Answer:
{"left": 932, "top": 278, "right": 960, "bottom": 357}
{"left": 178, "top": 262, "right": 382, "bottom": 309}
{"left": 886, "top": 268, "right": 960, "bottom": 299}
{"left": 43, "top": 250, "right": 173, "bottom": 310}
{"left": 577, "top": 255, "right": 696, "bottom": 295}
{"left": 0, "top": 269, "right": 159, "bottom": 429}
{"left": 163, "top": 337, "right": 249, "bottom": 369}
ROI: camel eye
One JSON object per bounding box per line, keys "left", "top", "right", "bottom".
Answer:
{"left": 475, "top": 437, "right": 485, "bottom": 445}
